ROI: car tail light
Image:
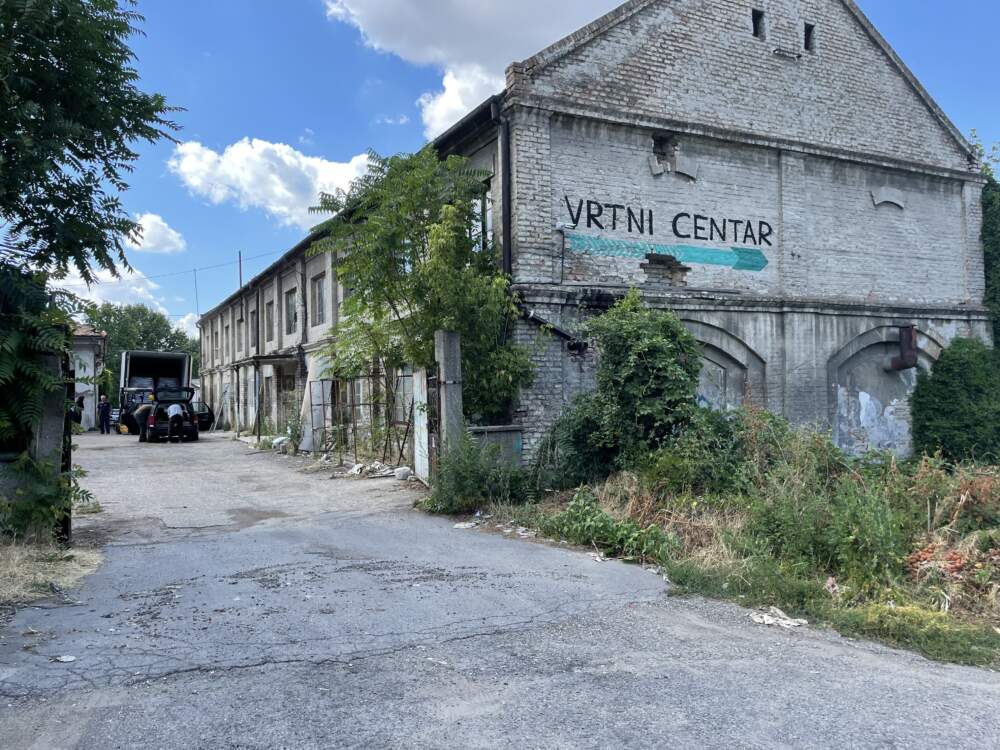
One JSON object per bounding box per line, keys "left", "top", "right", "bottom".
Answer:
{"left": 148, "top": 413, "right": 156, "bottom": 427}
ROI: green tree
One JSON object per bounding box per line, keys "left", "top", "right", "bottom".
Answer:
{"left": 1, "top": 2, "right": 175, "bottom": 533}
{"left": 535, "top": 290, "right": 702, "bottom": 486}
{"left": 84, "top": 303, "right": 198, "bottom": 406}
{"left": 969, "top": 131, "right": 999, "bottom": 342}
{"left": 983, "top": 174, "right": 1000, "bottom": 344}
{"left": 0, "top": 0, "right": 177, "bottom": 280}
{"left": 911, "top": 338, "right": 1000, "bottom": 462}
{"left": 311, "top": 147, "right": 533, "bottom": 424}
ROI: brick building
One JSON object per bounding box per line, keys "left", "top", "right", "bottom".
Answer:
{"left": 200, "top": 0, "right": 990, "bottom": 459}
{"left": 435, "top": 0, "right": 991, "bottom": 457}
{"left": 197, "top": 232, "right": 339, "bottom": 448}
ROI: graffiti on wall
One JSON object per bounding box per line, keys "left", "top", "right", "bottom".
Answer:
{"left": 565, "top": 233, "right": 769, "bottom": 272}
{"left": 562, "top": 196, "right": 773, "bottom": 272}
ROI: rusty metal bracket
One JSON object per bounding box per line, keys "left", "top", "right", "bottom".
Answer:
{"left": 887, "top": 325, "right": 918, "bottom": 371}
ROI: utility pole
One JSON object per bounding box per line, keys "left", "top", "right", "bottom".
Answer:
{"left": 193, "top": 269, "right": 200, "bottom": 315}
{"left": 238, "top": 250, "right": 243, "bottom": 288}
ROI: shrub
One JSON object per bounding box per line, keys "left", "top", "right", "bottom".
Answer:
{"left": 423, "top": 430, "right": 528, "bottom": 514}
{"left": 586, "top": 289, "right": 701, "bottom": 452}
{"left": 535, "top": 290, "right": 702, "bottom": 488}
{"left": 532, "top": 393, "right": 617, "bottom": 489}
{"left": 911, "top": 338, "right": 1000, "bottom": 462}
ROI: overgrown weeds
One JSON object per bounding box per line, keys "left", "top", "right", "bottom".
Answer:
{"left": 420, "top": 429, "right": 530, "bottom": 515}
{"left": 418, "top": 294, "right": 1000, "bottom": 666}
{"left": 0, "top": 538, "right": 102, "bottom": 605}
{"left": 452, "top": 406, "right": 1000, "bottom": 665}
{"left": 533, "top": 409, "right": 1000, "bottom": 665}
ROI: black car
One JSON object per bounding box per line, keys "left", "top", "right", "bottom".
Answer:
{"left": 142, "top": 387, "right": 214, "bottom": 443}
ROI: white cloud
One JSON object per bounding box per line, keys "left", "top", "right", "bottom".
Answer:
{"left": 58, "top": 268, "right": 169, "bottom": 315}
{"left": 417, "top": 64, "right": 501, "bottom": 139}
{"left": 325, "top": 0, "right": 620, "bottom": 137}
{"left": 299, "top": 127, "right": 316, "bottom": 146}
{"left": 127, "top": 212, "right": 187, "bottom": 254}
{"left": 174, "top": 312, "right": 201, "bottom": 338}
{"left": 167, "top": 138, "right": 369, "bottom": 230}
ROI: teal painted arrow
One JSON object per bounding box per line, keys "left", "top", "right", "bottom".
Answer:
{"left": 565, "top": 233, "right": 769, "bottom": 272}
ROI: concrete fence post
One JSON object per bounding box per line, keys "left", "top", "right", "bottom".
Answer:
{"left": 413, "top": 368, "right": 430, "bottom": 481}
{"left": 434, "top": 330, "right": 463, "bottom": 455}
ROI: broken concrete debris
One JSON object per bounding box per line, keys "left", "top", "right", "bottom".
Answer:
{"left": 329, "top": 461, "right": 410, "bottom": 480}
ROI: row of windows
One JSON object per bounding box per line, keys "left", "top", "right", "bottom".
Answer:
{"left": 204, "top": 272, "right": 331, "bottom": 363}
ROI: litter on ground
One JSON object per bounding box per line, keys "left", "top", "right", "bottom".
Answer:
{"left": 750, "top": 607, "right": 808, "bottom": 629}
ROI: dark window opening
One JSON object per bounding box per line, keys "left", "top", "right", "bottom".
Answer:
{"left": 804, "top": 23, "right": 816, "bottom": 51}
{"left": 752, "top": 9, "right": 765, "bottom": 38}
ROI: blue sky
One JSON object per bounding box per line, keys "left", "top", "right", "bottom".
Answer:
{"left": 83, "top": 0, "right": 1000, "bottom": 334}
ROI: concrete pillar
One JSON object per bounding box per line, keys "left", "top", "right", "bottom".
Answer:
{"left": 434, "top": 330, "right": 463, "bottom": 454}
{"left": 413, "top": 368, "right": 430, "bottom": 481}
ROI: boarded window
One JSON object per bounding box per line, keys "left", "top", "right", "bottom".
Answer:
{"left": 284, "top": 289, "right": 298, "bottom": 335}
{"left": 310, "top": 273, "right": 326, "bottom": 327}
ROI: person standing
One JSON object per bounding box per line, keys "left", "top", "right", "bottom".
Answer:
{"left": 98, "top": 394, "right": 112, "bottom": 435}
{"left": 134, "top": 393, "right": 154, "bottom": 443}
{"left": 167, "top": 402, "right": 184, "bottom": 443}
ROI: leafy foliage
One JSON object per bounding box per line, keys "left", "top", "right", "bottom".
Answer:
{"left": 0, "top": 270, "right": 75, "bottom": 452}
{"left": 541, "top": 487, "right": 678, "bottom": 564}
{"left": 0, "top": 270, "right": 83, "bottom": 535}
{"left": 534, "top": 290, "right": 701, "bottom": 487}
{"left": 311, "top": 147, "right": 533, "bottom": 424}
{"left": 970, "top": 132, "right": 1000, "bottom": 342}
{"left": 85, "top": 303, "right": 199, "bottom": 406}
{"left": 0, "top": 0, "right": 177, "bottom": 281}
{"left": 422, "top": 429, "right": 529, "bottom": 515}
{"left": 911, "top": 338, "right": 1000, "bottom": 462}
{"left": 983, "top": 175, "right": 1000, "bottom": 343}
{"left": 0, "top": 2, "right": 174, "bottom": 535}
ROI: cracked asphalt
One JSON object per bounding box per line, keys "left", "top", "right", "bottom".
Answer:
{"left": 2, "top": 433, "right": 999, "bottom": 749}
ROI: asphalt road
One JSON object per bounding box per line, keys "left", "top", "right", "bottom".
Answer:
{"left": 1, "top": 432, "right": 999, "bottom": 749}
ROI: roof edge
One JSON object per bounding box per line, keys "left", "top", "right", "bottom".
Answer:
{"left": 839, "top": 0, "right": 975, "bottom": 161}
{"left": 511, "top": 0, "right": 659, "bottom": 78}
{"left": 197, "top": 227, "right": 327, "bottom": 326}
{"left": 431, "top": 93, "right": 503, "bottom": 155}
{"left": 509, "top": 0, "right": 976, "bottom": 166}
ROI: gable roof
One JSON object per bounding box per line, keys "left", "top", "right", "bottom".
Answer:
{"left": 507, "top": 0, "right": 975, "bottom": 167}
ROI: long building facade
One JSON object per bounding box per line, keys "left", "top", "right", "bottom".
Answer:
{"left": 435, "top": 0, "right": 991, "bottom": 458}
{"left": 198, "top": 234, "right": 340, "bottom": 450}
{"left": 201, "top": 0, "right": 991, "bottom": 460}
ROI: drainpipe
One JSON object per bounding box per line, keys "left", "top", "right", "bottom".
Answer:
{"left": 491, "top": 97, "right": 513, "bottom": 278}
{"left": 887, "top": 325, "right": 918, "bottom": 371}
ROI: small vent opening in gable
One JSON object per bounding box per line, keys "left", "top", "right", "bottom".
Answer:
{"left": 804, "top": 23, "right": 816, "bottom": 51}
{"left": 751, "top": 9, "right": 765, "bottom": 39}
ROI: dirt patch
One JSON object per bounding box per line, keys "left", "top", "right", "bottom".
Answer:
{"left": 0, "top": 541, "right": 103, "bottom": 606}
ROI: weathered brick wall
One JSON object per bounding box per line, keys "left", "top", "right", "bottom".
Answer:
{"left": 499, "top": 1, "right": 989, "bottom": 459}
{"left": 515, "top": 116, "right": 980, "bottom": 307}
{"left": 511, "top": 0, "right": 970, "bottom": 172}
{"left": 512, "top": 294, "right": 992, "bottom": 459}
